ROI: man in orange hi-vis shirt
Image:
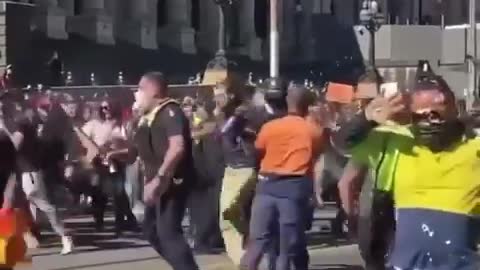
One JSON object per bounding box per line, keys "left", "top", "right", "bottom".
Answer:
{"left": 241, "top": 85, "right": 324, "bottom": 270}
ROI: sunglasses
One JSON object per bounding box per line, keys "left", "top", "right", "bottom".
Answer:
{"left": 412, "top": 111, "right": 445, "bottom": 123}
{"left": 101, "top": 106, "right": 110, "bottom": 111}
{"left": 38, "top": 104, "right": 50, "bottom": 112}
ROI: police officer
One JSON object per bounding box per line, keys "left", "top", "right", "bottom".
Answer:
{"left": 131, "top": 72, "right": 199, "bottom": 270}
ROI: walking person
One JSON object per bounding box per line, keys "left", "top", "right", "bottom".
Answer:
{"left": 217, "top": 83, "right": 268, "bottom": 268}
{"left": 3, "top": 103, "right": 73, "bottom": 255}
{"left": 0, "top": 119, "right": 23, "bottom": 270}
{"left": 111, "top": 72, "right": 199, "bottom": 270}
{"left": 241, "top": 85, "right": 324, "bottom": 270}
{"left": 79, "top": 100, "right": 136, "bottom": 234}
{"left": 189, "top": 101, "right": 225, "bottom": 253}
{"left": 122, "top": 107, "right": 145, "bottom": 220}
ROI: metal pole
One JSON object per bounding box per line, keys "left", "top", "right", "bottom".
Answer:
{"left": 270, "top": 0, "right": 280, "bottom": 78}
{"left": 370, "top": 27, "right": 375, "bottom": 68}
{"left": 418, "top": 0, "right": 422, "bottom": 24}
{"left": 217, "top": 5, "right": 225, "bottom": 54}
{"left": 468, "top": 0, "right": 477, "bottom": 110}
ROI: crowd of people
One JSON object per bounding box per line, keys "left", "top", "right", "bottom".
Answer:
{"left": 0, "top": 63, "right": 478, "bottom": 270}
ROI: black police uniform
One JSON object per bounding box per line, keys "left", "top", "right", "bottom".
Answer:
{"left": 134, "top": 101, "right": 198, "bottom": 270}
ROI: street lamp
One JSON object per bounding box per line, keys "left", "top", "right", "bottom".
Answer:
{"left": 359, "top": 0, "right": 384, "bottom": 68}
{"left": 264, "top": 0, "right": 284, "bottom": 98}
{"left": 205, "top": 0, "right": 236, "bottom": 71}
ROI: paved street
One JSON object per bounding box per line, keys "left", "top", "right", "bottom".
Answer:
{"left": 16, "top": 207, "right": 364, "bottom": 270}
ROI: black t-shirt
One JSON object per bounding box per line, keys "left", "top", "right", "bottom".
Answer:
{"left": 221, "top": 105, "right": 280, "bottom": 168}
{"left": 193, "top": 125, "right": 225, "bottom": 186}
{"left": 41, "top": 106, "right": 69, "bottom": 167}
{"left": 135, "top": 103, "right": 194, "bottom": 186}
{"left": 14, "top": 116, "right": 43, "bottom": 173}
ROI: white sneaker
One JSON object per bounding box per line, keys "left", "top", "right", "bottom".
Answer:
{"left": 79, "top": 194, "right": 86, "bottom": 205}
{"left": 60, "top": 236, "right": 73, "bottom": 255}
{"left": 86, "top": 196, "right": 93, "bottom": 205}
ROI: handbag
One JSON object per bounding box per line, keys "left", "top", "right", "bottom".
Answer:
{"left": 0, "top": 208, "right": 29, "bottom": 267}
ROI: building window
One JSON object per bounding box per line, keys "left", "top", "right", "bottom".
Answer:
{"left": 255, "top": 0, "right": 268, "bottom": 39}
{"left": 157, "top": 0, "right": 167, "bottom": 27}
{"left": 192, "top": 0, "right": 200, "bottom": 30}
{"left": 74, "top": 0, "right": 81, "bottom": 15}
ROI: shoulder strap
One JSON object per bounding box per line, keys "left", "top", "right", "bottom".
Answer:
{"left": 373, "top": 133, "right": 390, "bottom": 190}
{"left": 142, "top": 99, "right": 181, "bottom": 127}
{"left": 155, "top": 99, "right": 180, "bottom": 114}
{"left": 147, "top": 99, "right": 181, "bottom": 158}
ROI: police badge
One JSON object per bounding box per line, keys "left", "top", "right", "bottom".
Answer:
{"left": 172, "top": 177, "right": 183, "bottom": 185}
{"left": 37, "top": 124, "right": 44, "bottom": 137}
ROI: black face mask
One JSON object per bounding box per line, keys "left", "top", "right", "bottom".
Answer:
{"left": 411, "top": 120, "right": 463, "bottom": 152}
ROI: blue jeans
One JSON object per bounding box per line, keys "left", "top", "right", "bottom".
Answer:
{"left": 389, "top": 208, "right": 480, "bottom": 270}
{"left": 241, "top": 192, "right": 309, "bottom": 270}
{"left": 267, "top": 202, "right": 313, "bottom": 270}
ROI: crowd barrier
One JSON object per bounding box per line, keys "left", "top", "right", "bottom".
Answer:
{"left": 2, "top": 84, "right": 217, "bottom": 107}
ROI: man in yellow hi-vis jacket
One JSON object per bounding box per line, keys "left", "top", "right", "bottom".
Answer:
{"left": 334, "top": 76, "right": 480, "bottom": 269}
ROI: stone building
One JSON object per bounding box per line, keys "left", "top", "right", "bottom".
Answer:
{"left": 17, "top": 0, "right": 478, "bottom": 57}
{"left": 9, "top": 0, "right": 371, "bottom": 62}
{"left": 1, "top": 0, "right": 480, "bottom": 87}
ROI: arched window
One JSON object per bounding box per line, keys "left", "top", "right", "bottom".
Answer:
{"left": 74, "top": 0, "right": 81, "bottom": 15}
{"left": 191, "top": 0, "right": 200, "bottom": 30}
{"left": 157, "top": 0, "right": 167, "bottom": 27}
{"left": 255, "top": 0, "right": 268, "bottom": 39}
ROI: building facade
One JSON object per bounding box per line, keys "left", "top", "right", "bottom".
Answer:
{"left": 7, "top": 0, "right": 480, "bottom": 59}
{"left": 1, "top": 0, "right": 480, "bottom": 93}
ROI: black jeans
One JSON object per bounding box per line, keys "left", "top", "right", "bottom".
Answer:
{"left": 358, "top": 193, "right": 395, "bottom": 270}
{"left": 189, "top": 181, "right": 223, "bottom": 249}
{"left": 143, "top": 187, "right": 199, "bottom": 270}
{"left": 108, "top": 171, "right": 136, "bottom": 231}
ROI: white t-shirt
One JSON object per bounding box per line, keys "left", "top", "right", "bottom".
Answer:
{"left": 82, "top": 119, "right": 125, "bottom": 147}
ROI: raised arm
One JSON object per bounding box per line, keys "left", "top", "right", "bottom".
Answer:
{"left": 332, "top": 94, "right": 406, "bottom": 153}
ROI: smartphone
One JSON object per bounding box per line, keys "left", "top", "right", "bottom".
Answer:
{"left": 380, "top": 82, "right": 399, "bottom": 98}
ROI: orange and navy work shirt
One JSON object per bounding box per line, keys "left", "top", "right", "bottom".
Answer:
{"left": 255, "top": 115, "right": 324, "bottom": 177}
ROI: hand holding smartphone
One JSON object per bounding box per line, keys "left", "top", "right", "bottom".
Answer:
{"left": 380, "top": 82, "right": 399, "bottom": 98}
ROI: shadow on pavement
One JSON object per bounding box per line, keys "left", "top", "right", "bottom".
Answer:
{"left": 34, "top": 241, "right": 151, "bottom": 257}
{"left": 310, "top": 264, "right": 364, "bottom": 270}
{"left": 37, "top": 213, "right": 356, "bottom": 258}
{"left": 45, "top": 256, "right": 161, "bottom": 270}
{"left": 307, "top": 233, "right": 354, "bottom": 250}
{"left": 35, "top": 219, "right": 147, "bottom": 256}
